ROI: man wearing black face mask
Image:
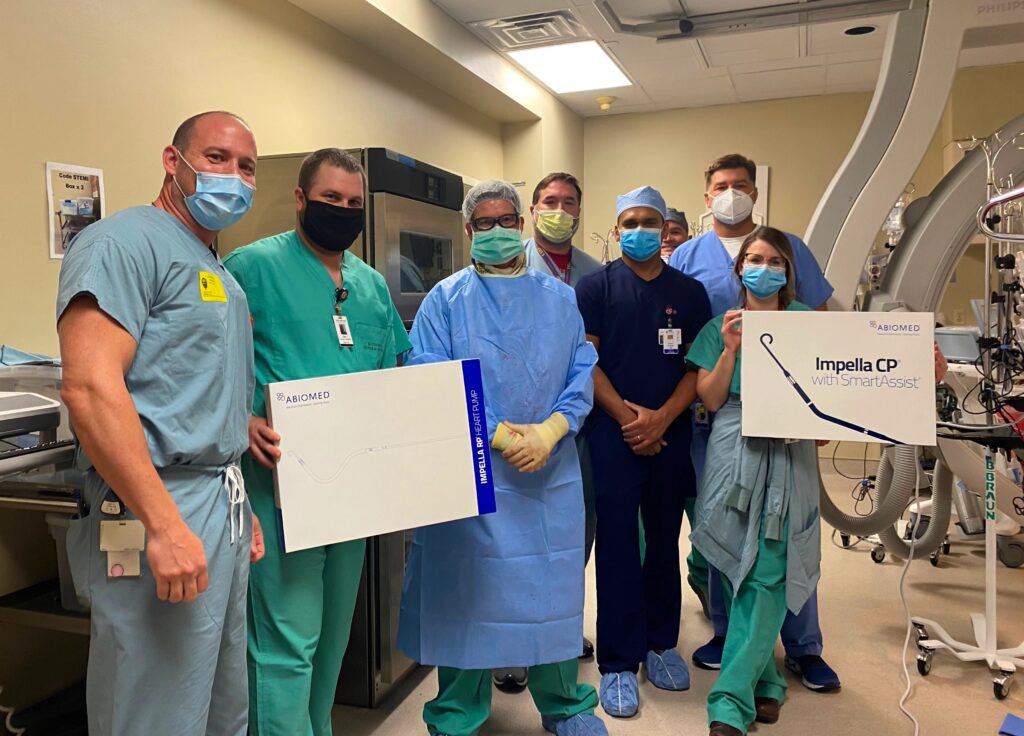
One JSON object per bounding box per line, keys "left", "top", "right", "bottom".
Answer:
{"left": 224, "top": 148, "right": 410, "bottom": 735}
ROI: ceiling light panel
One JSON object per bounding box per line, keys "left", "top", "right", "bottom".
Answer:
{"left": 508, "top": 40, "right": 632, "bottom": 93}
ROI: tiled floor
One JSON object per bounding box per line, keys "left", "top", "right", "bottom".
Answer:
{"left": 333, "top": 467, "right": 1024, "bottom": 735}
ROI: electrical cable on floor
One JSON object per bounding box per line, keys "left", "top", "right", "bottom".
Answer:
{"left": 896, "top": 459, "right": 922, "bottom": 736}
{"left": 0, "top": 686, "right": 25, "bottom": 736}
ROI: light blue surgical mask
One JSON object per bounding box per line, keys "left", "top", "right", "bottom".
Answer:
{"left": 619, "top": 227, "right": 662, "bottom": 262}
{"left": 173, "top": 148, "right": 255, "bottom": 231}
{"left": 471, "top": 226, "right": 523, "bottom": 265}
{"left": 742, "top": 265, "right": 788, "bottom": 298}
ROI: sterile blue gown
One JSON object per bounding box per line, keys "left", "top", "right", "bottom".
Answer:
{"left": 397, "top": 266, "right": 598, "bottom": 670}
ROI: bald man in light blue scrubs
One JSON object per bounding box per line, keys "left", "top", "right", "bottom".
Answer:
{"left": 56, "top": 111, "right": 264, "bottom": 736}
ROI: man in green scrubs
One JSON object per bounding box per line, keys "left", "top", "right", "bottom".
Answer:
{"left": 224, "top": 148, "right": 411, "bottom": 736}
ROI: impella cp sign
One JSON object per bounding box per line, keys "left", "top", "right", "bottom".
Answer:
{"left": 740, "top": 312, "right": 936, "bottom": 446}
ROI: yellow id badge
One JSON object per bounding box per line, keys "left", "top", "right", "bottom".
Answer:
{"left": 198, "top": 271, "right": 228, "bottom": 302}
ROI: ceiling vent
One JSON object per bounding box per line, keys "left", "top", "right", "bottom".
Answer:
{"left": 470, "top": 9, "right": 590, "bottom": 50}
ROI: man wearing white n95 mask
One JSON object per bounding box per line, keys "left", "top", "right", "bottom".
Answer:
{"left": 668, "top": 153, "right": 840, "bottom": 694}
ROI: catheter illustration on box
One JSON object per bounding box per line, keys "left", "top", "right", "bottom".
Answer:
{"left": 741, "top": 311, "right": 936, "bottom": 446}
{"left": 266, "top": 359, "right": 496, "bottom": 552}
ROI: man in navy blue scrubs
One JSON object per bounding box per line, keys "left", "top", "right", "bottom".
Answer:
{"left": 575, "top": 185, "right": 711, "bottom": 718}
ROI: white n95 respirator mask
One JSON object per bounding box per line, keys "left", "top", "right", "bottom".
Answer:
{"left": 711, "top": 188, "right": 754, "bottom": 226}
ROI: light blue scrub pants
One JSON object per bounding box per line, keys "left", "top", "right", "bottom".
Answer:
{"left": 67, "top": 467, "right": 251, "bottom": 736}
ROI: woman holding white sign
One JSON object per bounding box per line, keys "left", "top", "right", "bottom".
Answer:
{"left": 685, "top": 226, "right": 823, "bottom": 736}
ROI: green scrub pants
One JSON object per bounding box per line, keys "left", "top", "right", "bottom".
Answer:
{"left": 245, "top": 457, "right": 366, "bottom": 736}
{"left": 683, "top": 496, "right": 709, "bottom": 597}
{"left": 707, "top": 520, "right": 789, "bottom": 733}
{"left": 424, "top": 659, "right": 599, "bottom": 736}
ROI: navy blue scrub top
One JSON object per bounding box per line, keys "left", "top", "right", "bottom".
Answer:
{"left": 575, "top": 259, "right": 711, "bottom": 430}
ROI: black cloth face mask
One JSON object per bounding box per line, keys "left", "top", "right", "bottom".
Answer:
{"left": 301, "top": 198, "right": 365, "bottom": 253}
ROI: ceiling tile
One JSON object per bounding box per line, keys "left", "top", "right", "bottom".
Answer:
{"left": 431, "top": 0, "right": 567, "bottom": 24}
{"left": 826, "top": 59, "right": 881, "bottom": 88}
{"left": 826, "top": 48, "right": 883, "bottom": 64}
{"left": 607, "top": 39, "right": 731, "bottom": 81}
{"left": 806, "top": 15, "right": 891, "bottom": 56}
{"left": 731, "top": 65, "right": 826, "bottom": 102}
{"left": 727, "top": 54, "right": 825, "bottom": 76}
{"left": 681, "top": 0, "right": 794, "bottom": 14}
{"left": 699, "top": 27, "right": 801, "bottom": 67}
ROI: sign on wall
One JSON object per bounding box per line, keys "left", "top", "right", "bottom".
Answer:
{"left": 740, "top": 311, "right": 936, "bottom": 446}
{"left": 46, "top": 162, "right": 104, "bottom": 260}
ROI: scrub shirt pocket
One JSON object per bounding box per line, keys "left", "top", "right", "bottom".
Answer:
{"left": 787, "top": 508, "right": 822, "bottom": 606}
{"left": 352, "top": 322, "right": 389, "bottom": 368}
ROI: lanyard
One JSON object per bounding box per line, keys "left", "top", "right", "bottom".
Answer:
{"left": 537, "top": 244, "right": 572, "bottom": 285}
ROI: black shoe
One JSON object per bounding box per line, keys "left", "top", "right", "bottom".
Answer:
{"left": 580, "top": 637, "right": 595, "bottom": 659}
{"left": 709, "top": 722, "right": 742, "bottom": 736}
{"left": 755, "top": 697, "right": 781, "bottom": 724}
{"left": 493, "top": 667, "right": 528, "bottom": 693}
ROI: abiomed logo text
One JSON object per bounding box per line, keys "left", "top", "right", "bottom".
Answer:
{"left": 869, "top": 320, "right": 921, "bottom": 335}
{"left": 282, "top": 390, "right": 331, "bottom": 407}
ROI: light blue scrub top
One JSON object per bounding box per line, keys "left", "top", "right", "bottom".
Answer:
{"left": 56, "top": 205, "right": 254, "bottom": 470}
{"left": 524, "top": 237, "right": 603, "bottom": 288}
{"left": 668, "top": 229, "right": 833, "bottom": 316}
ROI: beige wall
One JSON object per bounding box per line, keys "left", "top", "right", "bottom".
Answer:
{"left": 0, "top": 0, "right": 508, "bottom": 709}
{"left": 0, "top": 0, "right": 505, "bottom": 357}
{"left": 581, "top": 93, "right": 874, "bottom": 254}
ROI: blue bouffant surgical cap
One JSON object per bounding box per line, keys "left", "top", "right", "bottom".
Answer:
{"left": 616, "top": 186, "right": 666, "bottom": 219}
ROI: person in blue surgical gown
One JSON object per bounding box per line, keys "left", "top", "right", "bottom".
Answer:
{"left": 397, "top": 180, "right": 606, "bottom": 736}
{"left": 55, "top": 111, "right": 264, "bottom": 736}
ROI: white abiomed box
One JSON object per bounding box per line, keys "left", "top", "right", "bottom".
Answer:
{"left": 266, "top": 359, "right": 496, "bottom": 552}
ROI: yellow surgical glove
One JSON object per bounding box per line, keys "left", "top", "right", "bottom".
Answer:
{"left": 502, "top": 413, "right": 569, "bottom": 473}
{"left": 491, "top": 422, "right": 522, "bottom": 452}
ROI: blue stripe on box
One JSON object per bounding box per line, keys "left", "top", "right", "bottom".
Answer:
{"left": 461, "top": 359, "right": 496, "bottom": 514}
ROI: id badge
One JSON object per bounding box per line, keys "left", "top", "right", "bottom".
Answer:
{"left": 100, "top": 519, "right": 145, "bottom": 552}
{"left": 333, "top": 315, "right": 355, "bottom": 347}
{"left": 659, "top": 328, "right": 682, "bottom": 354}
{"left": 694, "top": 401, "right": 710, "bottom": 428}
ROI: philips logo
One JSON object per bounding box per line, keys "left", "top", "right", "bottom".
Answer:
{"left": 977, "top": 2, "right": 1024, "bottom": 13}
{"left": 869, "top": 320, "right": 921, "bottom": 335}
{"left": 281, "top": 390, "right": 331, "bottom": 407}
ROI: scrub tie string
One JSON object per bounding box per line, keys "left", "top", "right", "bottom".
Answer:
{"left": 224, "top": 465, "right": 246, "bottom": 544}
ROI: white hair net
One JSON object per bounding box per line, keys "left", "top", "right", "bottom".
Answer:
{"left": 462, "top": 179, "right": 522, "bottom": 221}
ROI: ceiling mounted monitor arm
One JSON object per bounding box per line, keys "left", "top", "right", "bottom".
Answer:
{"left": 595, "top": 0, "right": 911, "bottom": 42}
{"left": 979, "top": 183, "right": 1024, "bottom": 242}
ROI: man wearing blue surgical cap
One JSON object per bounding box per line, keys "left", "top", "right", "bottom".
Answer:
{"left": 398, "top": 180, "right": 607, "bottom": 736}
{"left": 575, "top": 185, "right": 711, "bottom": 718}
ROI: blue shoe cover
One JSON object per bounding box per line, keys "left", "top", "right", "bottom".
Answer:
{"left": 541, "top": 713, "right": 610, "bottom": 735}
{"left": 644, "top": 648, "right": 691, "bottom": 691}
{"left": 599, "top": 671, "right": 639, "bottom": 718}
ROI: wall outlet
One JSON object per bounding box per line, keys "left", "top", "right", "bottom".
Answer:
{"left": 953, "top": 309, "right": 965, "bottom": 324}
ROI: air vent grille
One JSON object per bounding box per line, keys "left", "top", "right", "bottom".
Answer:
{"left": 470, "top": 9, "right": 589, "bottom": 50}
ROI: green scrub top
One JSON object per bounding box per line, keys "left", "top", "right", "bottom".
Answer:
{"left": 224, "top": 230, "right": 412, "bottom": 417}
{"left": 686, "top": 301, "right": 811, "bottom": 396}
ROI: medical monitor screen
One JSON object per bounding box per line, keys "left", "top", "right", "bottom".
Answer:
{"left": 399, "top": 232, "right": 453, "bottom": 294}
{"left": 935, "top": 327, "right": 981, "bottom": 364}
